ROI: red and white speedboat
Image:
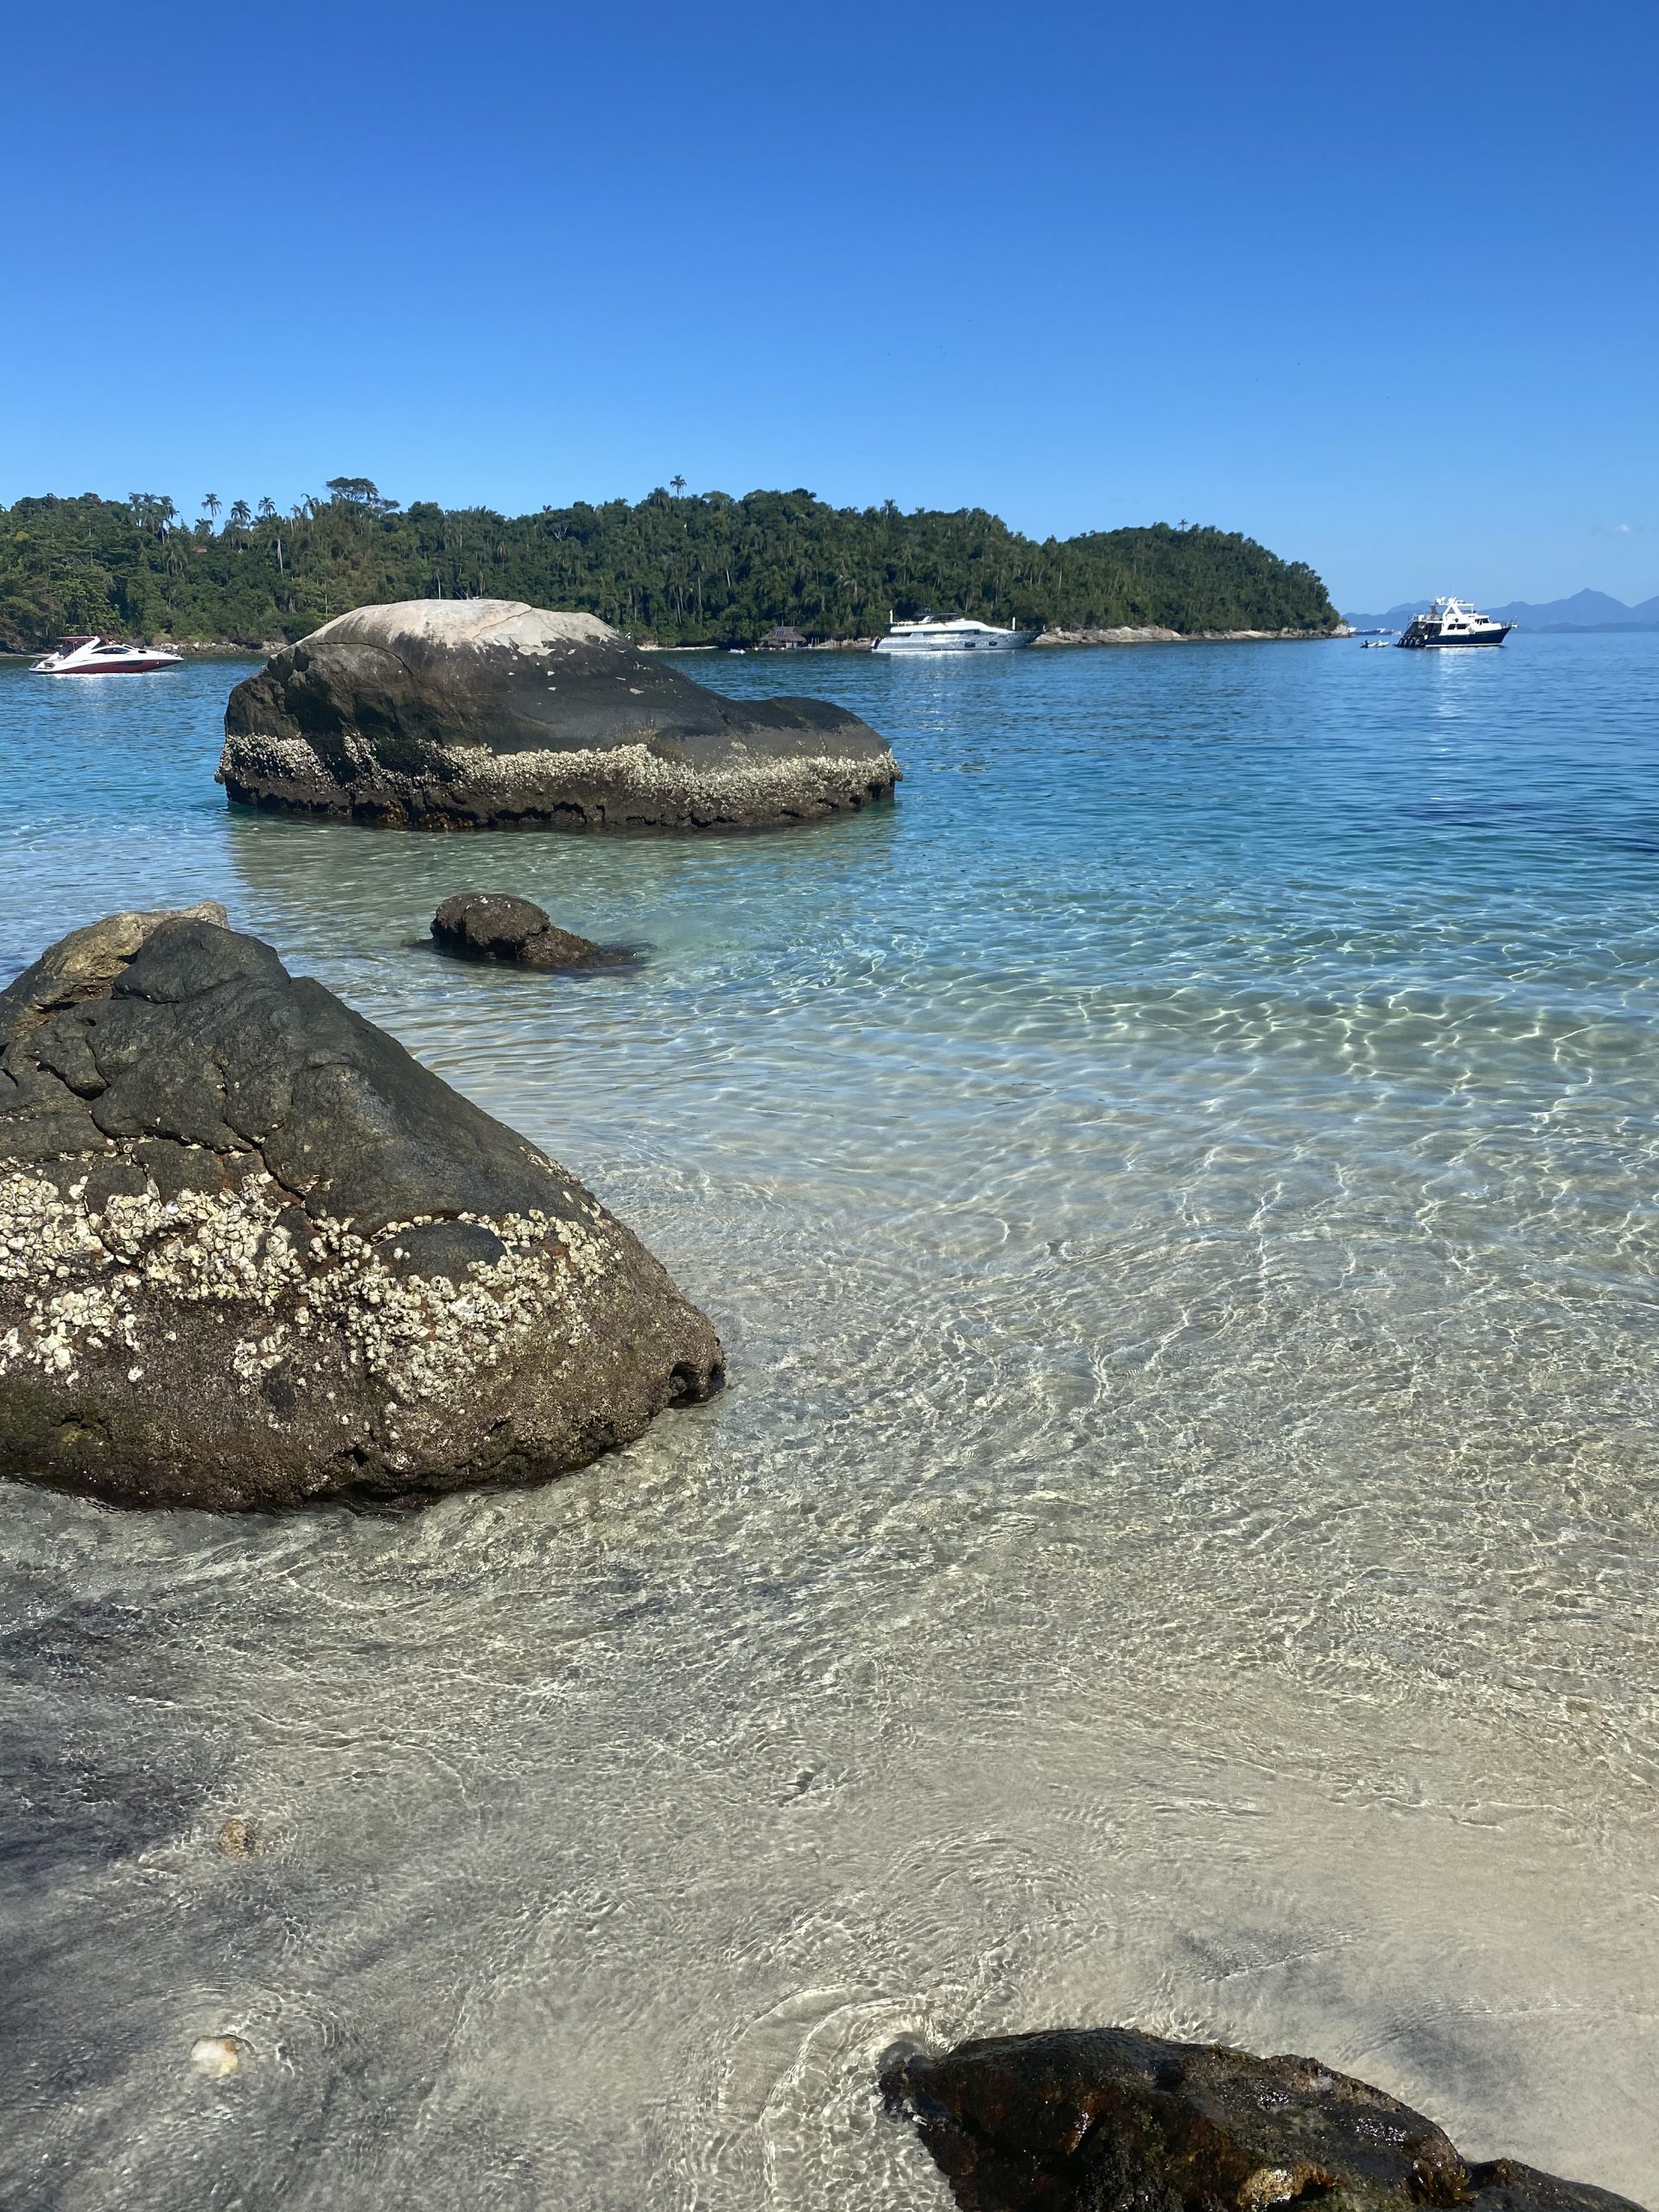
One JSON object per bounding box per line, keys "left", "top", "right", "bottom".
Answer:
{"left": 32, "top": 634, "right": 185, "bottom": 676}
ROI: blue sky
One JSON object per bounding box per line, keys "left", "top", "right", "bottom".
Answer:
{"left": 3, "top": 0, "right": 1654, "bottom": 609}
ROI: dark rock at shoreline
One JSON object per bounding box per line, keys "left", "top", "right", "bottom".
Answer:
{"left": 219, "top": 601, "right": 901, "bottom": 832}
{"left": 881, "top": 2028, "right": 1648, "bottom": 2212}
{"left": 0, "top": 907, "right": 722, "bottom": 1510}
{"left": 431, "top": 892, "right": 618, "bottom": 970}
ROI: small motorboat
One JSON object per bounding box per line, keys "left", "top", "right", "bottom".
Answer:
{"left": 32, "top": 634, "right": 185, "bottom": 676}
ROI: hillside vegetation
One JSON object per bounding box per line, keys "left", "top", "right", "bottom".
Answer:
{"left": 0, "top": 480, "right": 1340, "bottom": 652}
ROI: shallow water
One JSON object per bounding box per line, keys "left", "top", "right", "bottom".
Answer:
{"left": 1, "top": 635, "right": 1656, "bottom": 2211}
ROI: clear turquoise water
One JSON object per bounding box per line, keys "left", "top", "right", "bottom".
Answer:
{"left": 1, "top": 636, "right": 1656, "bottom": 2210}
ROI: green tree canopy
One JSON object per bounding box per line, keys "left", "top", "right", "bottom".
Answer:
{"left": 0, "top": 486, "right": 1340, "bottom": 652}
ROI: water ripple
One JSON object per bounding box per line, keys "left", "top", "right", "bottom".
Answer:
{"left": 0, "top": 636, "right": 1656, "bottom": 2208}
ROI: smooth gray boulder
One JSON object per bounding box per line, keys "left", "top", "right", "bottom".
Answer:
{"left": 881, "top": 2028, "right": 1648, "bottom": 2212}
{"left": 430, "top": 892, "right": 620, "bottom": 969}
{"left": 219, "top": 601, "right": 901, "bottom": 831}
{"left": 0, "top": 908, "right": 722, "bottom": 1509}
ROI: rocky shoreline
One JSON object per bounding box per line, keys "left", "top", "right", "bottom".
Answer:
{"left": 1035, "top": 624, "right": 1348, "bottom": 645}
{"left": 4, "top": 625, "right": 1350, "bottom": 663}
{"left": 657, "top": 627, "right": 1349, "bottom": 650}
{"left": 0, "top": 641, "right": 276, "bottom": 661}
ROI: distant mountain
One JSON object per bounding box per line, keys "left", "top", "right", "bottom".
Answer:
{"left": 1346, "top": 588, "right": 1659, "bottom": 632}
{"left": 1485, "top": 588, "right": 1659, "bottom": 630}
{"left": 1344, "top": 601, "right": 1433, "bottom": 632}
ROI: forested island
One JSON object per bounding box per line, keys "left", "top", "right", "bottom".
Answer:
{"left": 0, "top": 480, "right": 1340, "bottom": 652}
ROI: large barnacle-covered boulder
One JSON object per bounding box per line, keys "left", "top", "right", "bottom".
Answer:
{"left": 218, "top": 600, "right": 901, "bottom": 831}
{"left": 0, "top": 908, "right": 722, "bottom": 1509}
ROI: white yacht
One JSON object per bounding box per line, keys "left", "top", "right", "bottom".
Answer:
{"left": 1396, "top": 597, "right": 1512, "bottom": 648}
{"left": 32, "top": 634, "right": 185, "bottom": 676}
{"left": 874, "top": 613, "right": 1035, "bottom": 654}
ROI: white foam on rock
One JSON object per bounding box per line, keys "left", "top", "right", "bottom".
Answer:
{"left": 300, "top": 601, "right": 618, "bottom": 656}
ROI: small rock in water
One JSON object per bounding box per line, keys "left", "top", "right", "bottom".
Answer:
{"left": 217, "top": 1815, "right": 261, "bottom": 1858}
{"left": 881, "top": 2026, "right": 1650, "bottom": 2212}
{"left": 429, "top": 892, "right": 612, "bottom": 969}
{"left": 189, "top": 2035, "right": 249, "bottom": 2077}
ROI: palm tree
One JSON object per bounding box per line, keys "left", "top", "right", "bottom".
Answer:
{"left": 671, "top": 475, "right": 687, "bottom": 497}
{"left": 228, "top": 500, "right": 252, "bottom": 532}
{"left": 202, "top": 493, "right": 222, "bottom": 530}
{"left": 127, "top": 495, "right": 177, "bottom": 540}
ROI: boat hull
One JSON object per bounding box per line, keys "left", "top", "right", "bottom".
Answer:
{"left": 1396, "top": 598, "right": 1513, "bottom": 650}
{"left": 35, "top": 660, "right": 184, "bottom": 675}
{"left": 874, "top": 632, "right": 1035, "bottom": 655}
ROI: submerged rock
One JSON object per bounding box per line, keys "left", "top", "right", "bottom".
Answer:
{"left": 430, "top": 892, "right": 614, "bottom": 969}
{"left": 219, "top": 600, "right": 901, "bottom": 832}
{"left": 189, "top": 2035, "right": 249, "bottom": 2076}
{"left": 0, "top": 908, "right": 722, "bottom": 1509}
{"left": 881, "top": 2028, "right": 1647, "bottom": 2212}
